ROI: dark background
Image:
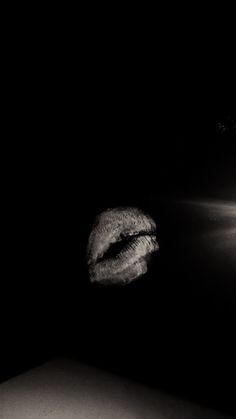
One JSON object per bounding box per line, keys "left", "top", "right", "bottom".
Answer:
{"left": 2, "top": 72, "right": 236, "bottom": 418}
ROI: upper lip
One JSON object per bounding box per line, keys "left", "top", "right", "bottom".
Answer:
{"left": 87, "top": 207, "right": 159, "bottom": 285}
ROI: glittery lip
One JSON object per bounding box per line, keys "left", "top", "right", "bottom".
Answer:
{"left": 87, "top": 207, "right": 159, "bottom": 285}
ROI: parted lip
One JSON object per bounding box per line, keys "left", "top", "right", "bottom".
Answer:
{"left": 87, "top": 207, "right": 159, "bottom": 285}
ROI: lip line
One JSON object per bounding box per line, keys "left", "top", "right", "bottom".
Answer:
{"left": 90, "top": 231, "right": 157, "bottom": 266}
{"left": 89, "top": 234, "right": 156, "bottom": 268}
{"left": 87, "top": 212, "right": 157, "bottom": 265}
{"left": 120, "top": 229, "right": 156, "bottom": 239}
{"left": 89, "top": 233, "right": 159, "bottom": 284}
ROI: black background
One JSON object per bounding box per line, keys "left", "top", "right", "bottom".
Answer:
{"left": 2, "top": 65, "right": 236, "bottom": 417}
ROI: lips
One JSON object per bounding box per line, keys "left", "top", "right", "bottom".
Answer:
{"left": 87, "top": 207, "right": 159, "bottom": 285}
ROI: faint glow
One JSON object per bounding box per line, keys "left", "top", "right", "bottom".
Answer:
{"left": 182, "top": 200, "right": 236, "bottom": 267}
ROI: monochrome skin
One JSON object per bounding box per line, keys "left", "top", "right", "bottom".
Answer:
{"left": 87, "top": 207, "right": 159, "bottom": 285}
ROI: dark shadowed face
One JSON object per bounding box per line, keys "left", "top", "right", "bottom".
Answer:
{"left": 2, "top": 132, "right": 235, "bottom": 416}
{"left": 68, "top": 137, "right": 236, "bottom": 415}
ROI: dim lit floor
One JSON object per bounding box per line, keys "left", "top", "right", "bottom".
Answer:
{"left": 0, "top": 359, "right": 233, "bottom": 419}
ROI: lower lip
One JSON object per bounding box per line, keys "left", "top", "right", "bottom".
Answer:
{"left": 89, "top": 233, "right": 159, "bottom": 286}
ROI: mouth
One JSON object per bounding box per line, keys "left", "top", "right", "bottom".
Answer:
{"left": 87, "top": 207, "right": 159, "bottom": 286}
